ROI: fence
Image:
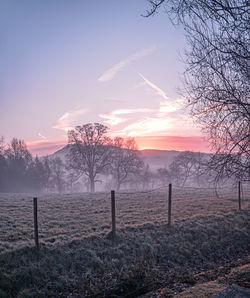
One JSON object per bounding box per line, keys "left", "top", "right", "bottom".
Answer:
{"left": 0, "top": 182, "right": 249, "bottom": 253}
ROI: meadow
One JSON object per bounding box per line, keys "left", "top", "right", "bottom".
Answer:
{"left": 0, "top": 186, "right": 250, "bottom": 297}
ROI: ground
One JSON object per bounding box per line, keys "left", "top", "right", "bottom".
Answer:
{"left": 0, "top": 187, "right": 249, "bottom": 297}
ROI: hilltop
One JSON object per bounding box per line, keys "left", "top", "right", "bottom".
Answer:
{"left": 49, "top": 145, "right": 210, "bottom": 171}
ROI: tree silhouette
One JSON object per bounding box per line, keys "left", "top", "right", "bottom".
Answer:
{"left": 146, "top": 0, "right": 250, "bottom": 181}
{"left": 67, "top": 123, "right": 112, "bottom": 192}
{"left": 110, "top": 137, "right": 144, "bottom": 190}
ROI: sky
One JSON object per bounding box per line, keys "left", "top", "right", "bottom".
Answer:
{"left": 0, "top": 0, "right": 210, "bottom": 155}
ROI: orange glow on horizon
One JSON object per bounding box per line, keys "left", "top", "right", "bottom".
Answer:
{"left": 135, "top": 136, "right": 211, "bottom": 153}
{"left": 27, "top": 135, "right": 211, "bottom": 156}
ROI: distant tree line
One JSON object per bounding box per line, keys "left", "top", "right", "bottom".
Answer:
{"left": 0, "top": 137, "right": 67, "bottom": 193}
{"left": 0, "top": 123, "right": 235, "bottom": 193}
{"left": 0, "top": 124, "right": 145, "bottom": 193}
{"left": 67, "top": 123, "right": 144, "bottom": 192}
{"left": 67, "top": 123, "right": 226, "bottom": 191}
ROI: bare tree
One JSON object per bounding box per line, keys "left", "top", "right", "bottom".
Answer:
{"left": 110, "top": 137, "right": 144, "bottom": 190}
{"left": 169, "top": 151, "right": 202, "bottom": 186}
{"left": 140, "top": 164, "right": 155, "bottom": 190}
{"left": 0, "top": 136, "right": 5, "bottom": 155}
{"left": 0, "top": 137, "right": 7, "bottom": 191}
{"left": 66, "top": 170, "right": 81, "bottom": 192}
{"left": 145, "top": 0, "right": 250, "bottom": 181}
{"left": 50, "top": 156, "right": 65, "bottom": 193}
{"left": 4, "top": 138, "right": 33, "bottom": 191}
{"left": 30, "top": 156, "right": 47, "bottom": 192}
{"left": 5, "top": 138, "right": 32, "bottom": 164}
{"left": 67, "top": 123, "right": 112, "bottom": 192}
{"left": 42, "top": 156, "right": 51, "bottom": 192}
{"left": 157, "top": 167, "right": 170, "bottom": 186}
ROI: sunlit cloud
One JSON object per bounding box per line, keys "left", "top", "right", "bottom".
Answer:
{"left": 138, "top": 73, "right": 168, "bottom": 100}
{"left": 100, "top": 112, "right": 127, "bottom": 126}
{"left": 38, "top": 133, "right": 47, "bottom": 140}
{"left": 99, "top": 108, "right": 154, "bottom": 126}
{"left": 117, "top": 118, "right": 173, "bottom": 136}
{"left": 157, "top": 98, "right": 184, "bottom": 116}
{"left": 98, "top": 45, "right": 158, "bottom": 82}
{"left": 53, "top": 108, "right": 87, "bottom": 132}
{"left": 101, "top": 96, "right": 200, "bottom": 138}
{"left": 115, "top": 113, "right": 200, "bottom": 137}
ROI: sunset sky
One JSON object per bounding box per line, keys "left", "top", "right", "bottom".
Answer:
{"left": 1, "top": 0, "right": 210, "bottom": 155}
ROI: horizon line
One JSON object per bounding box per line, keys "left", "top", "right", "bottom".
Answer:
{"left": 26, "top": 135, "right": 211, "bottom": 156}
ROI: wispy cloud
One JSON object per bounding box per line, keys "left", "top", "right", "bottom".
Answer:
{"left": 98, "top": 45, "right": 158, "bottom": 82}
{"left": 38, "top": 133, "right": 47, "bottom": 140}
{"left": 118, "top": 117, "right": 173, "bottom": 136}
{"left": 53, "top": 108, "right": 87, "bottom": 132}
{"left": 114, "top": 112, "right": 200, "bottom": 137}
{"left": 100, "top": 95, "right": 200, "bottom": 137}
{"left": 157, "top": 98, "right": 184, "bottom": 116}
{"left": 99, "top": 108, "right": 153, "bottom": 126}
{"left": 138, "top": 73, "right": 169, "bottom": 100}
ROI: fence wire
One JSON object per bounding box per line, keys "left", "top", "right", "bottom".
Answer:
{"left": 0, "top": 182, "right": 249, "bottom": 253}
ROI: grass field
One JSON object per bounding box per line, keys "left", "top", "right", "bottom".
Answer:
{"left": 0, "top": 186, "right": 249, "bottom": 253}
{"left": 0, "top": 187, "right": 250, "bottom": 297}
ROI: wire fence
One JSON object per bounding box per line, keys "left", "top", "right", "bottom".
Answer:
{"left": 0, "top": 182, "right": 249, "bottom": 253}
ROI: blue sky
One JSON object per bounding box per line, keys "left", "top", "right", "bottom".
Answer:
{"left": 0, "top": 0, "right": 208, "bottom": 154}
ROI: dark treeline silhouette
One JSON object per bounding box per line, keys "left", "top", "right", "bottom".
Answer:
{"left": 0, "top": 137, "right": 65, "bottom": 193}
{"left": 0, "top": 127, "right": 146, "bottom": 193}
{"left": 0, "top": 135, "right": 234, "bottom": 193}
{"left": 146, "top": 0, "right": 250, "bottom": 182}
{"left": 67, "top": 123, "right": 144, "bottom": 192}
{"left": 0, "top": 123, "right": 242, "bottom": 193}
{"left": 0, "top": 138, "right": 38, "bottom": 192}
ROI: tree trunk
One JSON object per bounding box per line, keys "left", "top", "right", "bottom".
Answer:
{"left": 90, "top": 177, "right": 95, "bottom": 193}
{"left": 116, "top": 175, "right": 121, "bottom": 191}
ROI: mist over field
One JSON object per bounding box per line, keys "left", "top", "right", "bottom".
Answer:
{"left": 0, "top": 134, "right": 233, "bottom": 195}
{"left": 1, "top": 0, "right": 249, "bottom": 297}
{"left": 1, "top": 136, "right": 250, "bottom": 297}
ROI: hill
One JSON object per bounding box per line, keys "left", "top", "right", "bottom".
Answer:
{"left": 49, "top": 146, "right": 210, "bottom": 171}
{"left": 139, "top": 149, "right": 180, "bottom": 170}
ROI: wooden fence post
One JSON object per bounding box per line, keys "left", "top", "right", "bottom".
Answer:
{"left": 33, "top": 197, "right": 39, "bottom": 251}
{"left": 111, "top": 190, "right": 116, "bottom": 237}
{"left": 238, "top": 181, "right": 241, "bottom": 210}
{"left": 168, "top": 184, "right": 172, "bottom": 226}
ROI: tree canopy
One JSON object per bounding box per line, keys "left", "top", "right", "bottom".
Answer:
{"left": 146, "top": 0, "right": 250, "bottom": 181}
{"left": 67, "top": 123, "right": 112, "bottom": 192}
